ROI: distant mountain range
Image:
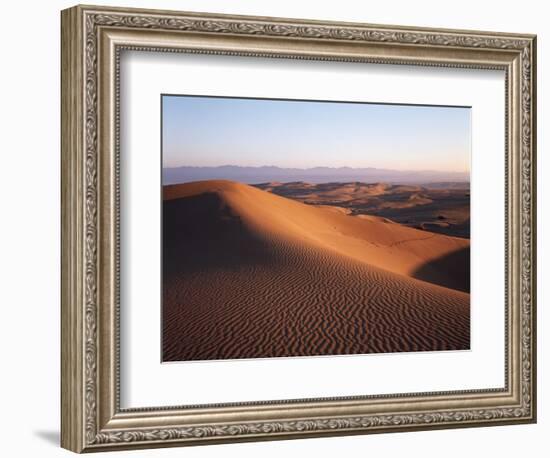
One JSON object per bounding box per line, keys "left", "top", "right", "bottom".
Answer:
{"left": 163, "top": 165, "right": 469, "bottom": 185}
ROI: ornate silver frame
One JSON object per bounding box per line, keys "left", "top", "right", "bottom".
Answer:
{"left": 61, "top": 4, "right": 537, "bottom": 453}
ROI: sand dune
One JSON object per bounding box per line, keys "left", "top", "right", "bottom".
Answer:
{"left": 163, "top": 180, "right": 470, "bottom": 361}
{"left": 255, "top": 181, "right": 470, "bottom": 238}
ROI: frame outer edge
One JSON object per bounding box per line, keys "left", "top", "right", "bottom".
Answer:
{"left": 528, "top": 35, "right": 537, "bottom": 423}
{"left": 61, "top": 4, "right": 537, "bottom": 452}
{"left": 61, "top": 5, "right": 86, "bottom": 453}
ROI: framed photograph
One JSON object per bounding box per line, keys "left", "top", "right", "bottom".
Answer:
{"left": 61, "top": 4, "right": 537, "bottom": 453}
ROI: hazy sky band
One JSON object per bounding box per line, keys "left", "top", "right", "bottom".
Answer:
{"left": 162, "top": 95, "right": 471, "bottom": 173}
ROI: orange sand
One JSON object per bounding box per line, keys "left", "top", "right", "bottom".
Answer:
{"left": 163, "top": 180, "right": 470, "bottom": 361}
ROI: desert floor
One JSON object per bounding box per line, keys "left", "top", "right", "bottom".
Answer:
{"left": 255, "top": 181, "right": 470, "bottom": 238}
{"left": 162, "top": 180, "right": 470, "bottom": 361}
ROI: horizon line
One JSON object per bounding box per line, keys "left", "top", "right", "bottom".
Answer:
{"left": 164, "top": 178, "right": 471, "bottom": 185}
{"left": 162, "top": 164, "right": 470, "bottom": 174}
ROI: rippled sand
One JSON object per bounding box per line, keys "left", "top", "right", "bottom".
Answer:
{"left": 162, "top": 180, "right": 470, "bottom": 361}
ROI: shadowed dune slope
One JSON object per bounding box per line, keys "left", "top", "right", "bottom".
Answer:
{"left": 163, "top": 180, "right": 470, "bottom": 361}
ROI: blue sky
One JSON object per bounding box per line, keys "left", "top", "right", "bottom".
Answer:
{"left": 162, "top": 95, "right": 470, "bottom": 172}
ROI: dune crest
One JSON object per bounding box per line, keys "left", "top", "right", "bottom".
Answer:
{"left": 164, "top": 180, "right": 469, "bottom": 292}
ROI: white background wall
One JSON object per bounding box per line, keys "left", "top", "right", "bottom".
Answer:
{"left": 0, "top": 0, "right": 546, "bottom": 456}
